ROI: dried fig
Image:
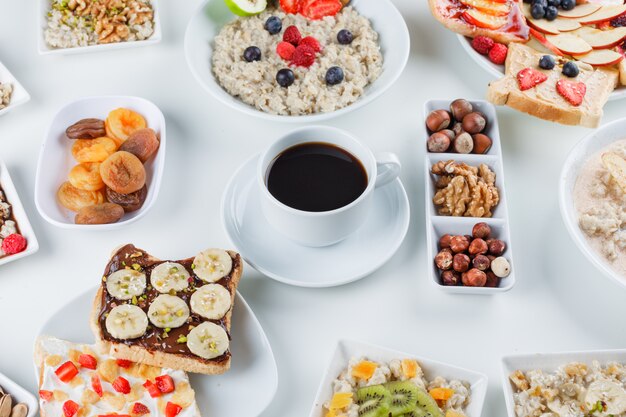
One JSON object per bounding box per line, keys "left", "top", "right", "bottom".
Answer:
{"left": 66, "top": 118, "right": 106, "bottom": 139}
{"left": 119, "top": 128, "right": 160, "bottom": 163}
{"left": 57, "top": 181, "right": 105, "bottom": 212}
{"left": 100, "top": 151, "right": 146, "bottom": 194}
{"left": 68, "top": 162, "right": 104, "bottom": 191}
{"left": 71, "top": 137, "right": 118, "bottom": 163}
{"left": 75, "top": 203, "right": 124, "bottom": 225}
{"left": 106, "top": 185, "right": 147, "bottom": 212}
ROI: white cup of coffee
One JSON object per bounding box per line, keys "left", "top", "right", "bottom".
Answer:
{"left": 257, "top": 126, "right": 401, "bottom": 247}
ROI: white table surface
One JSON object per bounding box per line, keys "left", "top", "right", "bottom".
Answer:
{"left": 1, "top": 1, "right": 626, "bottom": 416}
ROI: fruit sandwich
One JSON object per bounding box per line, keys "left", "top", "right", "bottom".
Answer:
{"left": 90, "top": 244, "right": 243, "bottom": 375}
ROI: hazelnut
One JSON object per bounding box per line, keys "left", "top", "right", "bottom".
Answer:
{"left": 453, "top": 132, "right": 474, "bottom": 154}
{"left": 472, "top": 133, "right": 493, "bottom": 154}
{"left": 468, "top": 238, "right": 488, "bottom": 255}
{"left": 426, "top": 110, "right": 451, "bottom": 132}
{"left": 491, "top": 257, "right": 511, "bottom": 278}
{"left": 487, "top": 255, "right": 497, "bottom": 262}
{"left": 487, "top": 239, "right": 507, "bottom": 256}
{"left": 450, "top": 99, "right": 473, "bottom": 121}
{"left": 439, "top": 129, "right": 456, "bottom": 140}
{"left": 452, "top": 122, "right": 463, "bottom": 136}
{"left": 439, "top": 234, "right": 453, "bottom": 249}
{"left": 427, "top": 132, "right": 451, "bottom": 153}
{"left": 449, "top": 235, "right": 470, "bottom": 253}
{"left": 472, "top": 222, "right": 491, "bottom": 239}
{"left": 472, "top": 254, "right": 491, "bottom": 271}
{"left": 462, "top": 112, "right": 486, "bottom": 134}
{"left": 441, "top": 270, "right": 461, "bottom": 286}
{"left": 485, "top": 271, "right": 500, "bottom": 287}
{"left": 462, "top": 269, "right": 487, "bottom": 287}
{"left": 453, "top": 253, "right": 471, "bottom": 273}
{"left": 434, "top": 249, "right": 453, "bottom": 270}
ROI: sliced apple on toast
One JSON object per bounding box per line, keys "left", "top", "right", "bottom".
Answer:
{"left": 574, "top": 49, "right": 624, "bottom": 66}
{"left": 530, "top": 27, "right": 565, "bottom": 55}
{"left": 577, "top": 5, "right": 626, "bottom": 24}
{"left": 462, "top": 7, "right": 508, "bottom": 29}
{"left": 558, "top": 3, "right": 601, "bottom": 19}
{"left": 546, "top": 33, "right": 593, "bottom": 55}
{"left": 574, "top": 26, "right": 626, "bottom": 49}
{"left": 458, "top": 0, "right": 511, "bottom": 16}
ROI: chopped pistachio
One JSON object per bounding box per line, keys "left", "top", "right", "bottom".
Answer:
{"left": 131, "top": 296, "right": 138, "bottom": 305}
{"left": 177, "top": 335, "right": 187, "bottom": 344}
{"left": 132, "top": 263, "right": 142, "bottom": 271}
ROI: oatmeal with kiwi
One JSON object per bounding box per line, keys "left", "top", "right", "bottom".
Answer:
{"left": 211, "top": 5, "right": 383, "bottom": 116}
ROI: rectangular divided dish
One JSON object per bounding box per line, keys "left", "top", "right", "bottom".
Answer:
{"left": 0, "top": 61, "right": 30, "bottom": 117}
{"left": 424, "top": 99, "right": 515, "bottom": 294}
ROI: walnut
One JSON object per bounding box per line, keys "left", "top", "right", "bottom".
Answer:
{"left": 66, "top": 118, "right": 106, "bottom": 139}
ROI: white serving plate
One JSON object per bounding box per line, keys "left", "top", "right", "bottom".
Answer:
{"left": 308, "top": 339, "right": 488, "bottom": 417}
{"left": 457, "top": 34, "right": 626, "bottom": 101}
{"left": 184, "top": 0, "right": 410, "bottom": 123}
{"left": 424, "top": 99, "right": 516, "bottom": 294}
{"left": 502, "top": 349, "right": 626, "bottom": 417}
{"left": 0, "top": 61, "right": 30, "bottom": 117}
{"left": 0, "top": 371, "right": 39, "bottom": 417}
{"left": 37, "top": 286, "right": 278, "bottom": 417}
{"left": 559, "top": 117, "right": 626, "bottom": 290}
{"left": 37, "top": 0, "right": 162, "bottom": 55}
{"left": 34, "top": 96, "right": 166, "bottom": 230}
{"left": 0, "top": 161, "right": 39, "bottom": 267}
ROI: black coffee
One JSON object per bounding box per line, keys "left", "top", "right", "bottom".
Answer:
{"left": 266, "top": 142, "right": 368, "bottom": 212}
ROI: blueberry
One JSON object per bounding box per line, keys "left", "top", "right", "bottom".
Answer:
{"left": 545, "top": 5, "right": 558, "bottom": 20}
{"left": 562, "top": 61, "right": 579, "bottom": 77}
{"left": 532, "top": 0, "right": 547, "bottom": 7}
{"left": 560, "top": 0, "right": 575, "bottom": 10}
{"left": 325, "top": 66, "right": 344, "bottom": 86}
{"left": 243, "top": 46, "right": 261, "bottom": 62}
{"left": 539, "top": 55, "right": 556, "bottom": 70}
{"left": 547, "top": 0, "right": 559, "bottom": 6}
{"left": 531, "top": 3, "right": 546, "bottom": 19}
{"left": 264, "top": 16, "right": 282, "bottom": 35}
{"left": 276, "top": 68, "right": 295, "bottom": 87}
{"left": 337, "top": 29, "right": 354, "bottom": 45}
{"left": 523, "top": 0, "right": 532, "bottom": 3}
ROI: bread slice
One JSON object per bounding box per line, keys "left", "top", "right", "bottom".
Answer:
{"left": 90, "top": 244, "right": 243, "bottom": 375}
{"left": 487, "top": 43, "right": 619, "bottom": 128}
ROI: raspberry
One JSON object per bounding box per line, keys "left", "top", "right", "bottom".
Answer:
{"left": 611, "top": 12, "right": 626, "bottom": 27}
{"left": 291, "top": 44, "right": 316, "bottom": 67}
{"left": 283, "top": 25, "right": 302, "bottom": 46}
{"left": 1, "top": 234, "right": 26, "bottom": 255}
{"left": 300, "top": 36, "right": 322, "bottom": 52}
{"left": 471, "top": 36, "right": 495, "bottom": 55}
{"left": 488, "top": 43, "right": 508, "bottom": 65}
{"left": 276, "top": 41, "right": 296, "bottom": 60}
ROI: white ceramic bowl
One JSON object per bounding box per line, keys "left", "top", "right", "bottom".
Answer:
{"left": 424, "top": 99, "right": 516, "bottom": 294}
{"left": 37, "top": 0, "right": 162, "bottom": 55}
{"left": 457, "top": 35, "right": 626, "bottom": 101}
{"left": 0, "top": 61, "right": 30, "bottom": 117}
{"left": 0, "top": 161, "right": 40, "bottom": 267}
{"left": 308, "top": 339, "right": 488, "bottom": 417}
{"left": 0, "top": 371, "right": 39, "bottom": 417}
{"left": 559, "top": 117, "right": 626, "bottom": 290}
{"left": 502, "top": 349, "right": 626, "bottom": 417}
{"left": 34, "top": 96, "right": 166, "bottom": 230}
{"left": 184, "top": 0, "right": 410, "bottom": 123}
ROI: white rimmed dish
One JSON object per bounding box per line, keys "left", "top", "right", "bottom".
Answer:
{"left": 424, "top": 99, "right": 516, "bottom": 294}
{"left": 0, "top": 61, "right": 30, "bottom": 117}
{"left": 308, "top": 339, "right": 488, "bottom": 417}
{"left": 184, "top": 0, "right": 410, "bottom": 123}
{"left": 502, "top": 349, "right": 626, "bottom": 417}
{"left": 37, "top": 286, "right": 278, "bottom": 417}
{"left": 0, "top": 161, "right": 39, "bottom": 267}
{"left": 37, "top": 0, "right": 162, "bottom": 55}
{"left": 559, "top": 117, "right": 626, "bottom": 290}
{"left": 457, "top": 35, "right": 626, "bottom": 101}
{"left": 34, "top": 96, "right": 166, "bottom": 230}
{"left": 0, "top": 371, "right": 39, "bottom": 417}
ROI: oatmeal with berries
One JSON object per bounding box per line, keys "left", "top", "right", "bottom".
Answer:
{"left": 0, "top": 185, "right": 27, "bottom": 258}
{"left": 211, "top": 6, "right": 383, "bottom": 116}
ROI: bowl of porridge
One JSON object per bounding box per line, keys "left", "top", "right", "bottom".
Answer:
{"left": 184, "top": 0, "right": 409, "bottom": 122}
{"left": 560, "top": 117, "right": 626, "bottom": 290}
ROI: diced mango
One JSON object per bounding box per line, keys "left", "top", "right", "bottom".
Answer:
{"left": 401, "top": 359, "right": 418, "bottom": 378}
{"left": 429, "top": 387, "right": 454, "bottom": 401}
{"left": 329, "top": 392, "right": 353, "bottom": 410}
{"left": 351, "top": 361, "right": 378, "bottom": 380}
{"left": 325, "top": 409, "right": 337, "bottom": 417}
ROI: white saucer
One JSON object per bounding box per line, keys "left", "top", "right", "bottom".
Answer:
{"left": 221, "top": 155, "right": 410, "bottom": 288}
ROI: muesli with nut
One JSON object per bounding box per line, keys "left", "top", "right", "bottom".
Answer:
{"left": 0, "top": 82, "right": 12, "bottom": 110}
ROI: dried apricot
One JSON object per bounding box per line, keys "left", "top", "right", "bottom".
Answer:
{"left": 105, "top": 108, "right": 147, "bottom": 142}
{"left": 105, "top": 185, "right": 147, "bottom": 212}
{"left": 68, "top": 163, "right": 104, "bottom": 191}
{"left": 75, "top": 203, "right": 125, "bottom": 225}
{"left": 119, "top": 128, "right": 160, "bottom": 163}
{"left": 57, "top": 182, "right": 105, "bottom": 212}
{"left": 100, "top": 151, "right": 146, "bottom": 194}
{"left": 71, "top": 137, "right": 118, "bottom": 163}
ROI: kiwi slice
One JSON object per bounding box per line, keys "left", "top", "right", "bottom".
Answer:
{"left": 356, "top": 385, "right": 391, "bottom": 417}
{"left": 402, "top": 410, "right": 428, "bottom": 417}
{"left": 385, "top": 381, "right": 419, "bottom": 416}
{"left": 415, "top": 388, "right": 444, "bottom": 417}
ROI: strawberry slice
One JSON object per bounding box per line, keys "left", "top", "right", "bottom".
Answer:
{"left": 78, "top": 354, "right": 98, "bottom": 370}
{"left": 300, "top": 0, "right": 342, "bottom": 20}
{"left": 63, "top": 400, "right": 80, "bottom": 417}
{"left": 91, "top": 374, "right": 103, "bottom": 397}
{"left": 165, "top": 402, "right": 183, "bottom": 417}
{"left": 55, "top": 361, "right": 79, "bottom": 383}
{"left": 516, "top": 67, "right": 548, "bottom": 91}
{"left": 116, "top": 359, "right": 133, "bottom": 368}
{"left": 98, "top": 415, "right": 131, "bottom": 417}
{"left": 131, "top": 403, "right": 150, "bottom": 416}
{"left": 155, "top": 375, "right": 175, "bottom": 394}
{"left": 39, "top": 390, "right": 54, "bottom": 401}
{"left": 557, "top": 79, "right": 586, "bottom": 106}
{"left": 143, "top": 380, "right": 161, "bottom": 398}
{"left": 279, "top": 0, "right": 300, "bottom": 14}
{"left": 112, "top": 376, "right": 131, "bottom": 394}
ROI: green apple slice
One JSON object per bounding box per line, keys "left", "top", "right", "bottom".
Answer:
{"left": 224, "top": 0, "right": 267, "bottom": 16}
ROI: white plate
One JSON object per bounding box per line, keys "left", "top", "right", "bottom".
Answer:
{"left": 0, "top": 160, "right": 39, "bottom": 267}
{"left": 184, "top": 0, "right": 410, "bottom": 123}
{"left": 221, "top": 154, "right": 410, "bottom": 288}
{"left": 424, "top": 99, "right": 516, "bottom": 294}
{"left": 37, "top": 0, "right": 162, "bottom": 55}
{"left": 0, "top": 371, "right": 39, "bottom": 417}
{"left": 457, "top": 34, "right": 626, "bottom": 101}
{"left": 502, "top": 349, "right": 626, "bottom": 417}
{"left": 0, "top": 61, "right": 30, "bottom": 117}
{"left": 34, "top": 96, "right": 166, "bottom": 230}
{"left": 37, "top": 286, "right": 278, "bottom": 417}
{"left": 559, "top": 117, "right": 626, "bottom": 290}
{"left": 309, "top": 339, "right": 488, "bottom": 417}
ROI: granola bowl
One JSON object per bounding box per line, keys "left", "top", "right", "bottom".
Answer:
{"left": 559, "top": 117, "right": 626, "bottom": 290}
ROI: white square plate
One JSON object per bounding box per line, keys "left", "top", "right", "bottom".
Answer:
{"left": 0, "top": 371, "right": 39, "bottom": 417}
{"left": 0, "top": 61, "right": 30, "bottom": 117}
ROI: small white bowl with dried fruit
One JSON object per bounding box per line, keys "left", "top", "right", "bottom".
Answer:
{"left": 0, "top": 371, "right": 38, "bottom": 417}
